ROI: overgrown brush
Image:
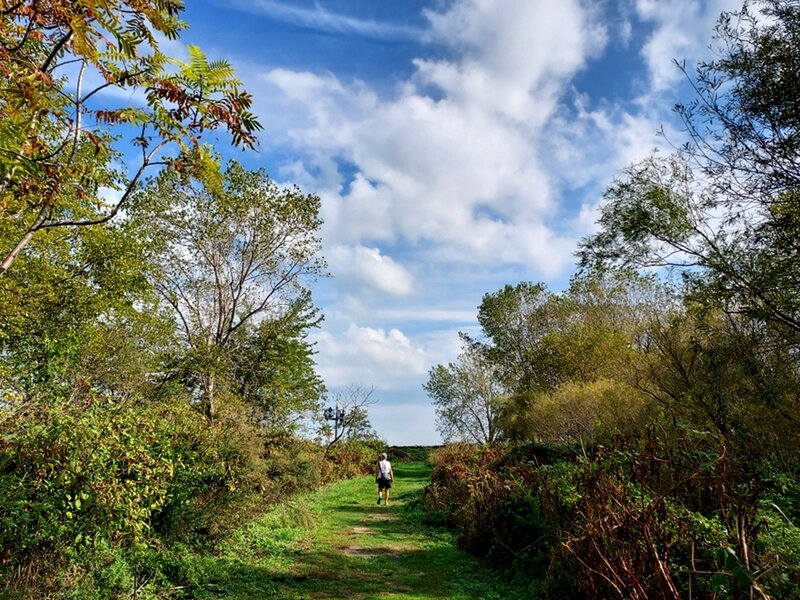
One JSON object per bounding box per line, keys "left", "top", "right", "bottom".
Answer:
{"left": 0, "top": 393, "right": 381, "bottom": 597}
{"left": 426, "top": 435, "right": 800, "bottom": 598}
{"left": 0, "top": 393, "right": 240, "bottom": 593}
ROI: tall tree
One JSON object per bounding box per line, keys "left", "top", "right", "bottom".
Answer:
{"left": 0, "top": 216, "right": 171, "bottom": 397}
{"left": 232, "top": 291, "right": 325, "bottom": 427}
{"left": 469, "top": 282, "right": 555, "bottom": 393}
{"left": 132, "top": 162, "right": 325, "bottom": 420}
{"left": 0, "top": 1, "right": 261, "bottom": 275}
{"left": 579, "top": 0, "right": 800, "bottom": 338}
{"left": 424, "top": 344, "right": 504, "bottom": 444}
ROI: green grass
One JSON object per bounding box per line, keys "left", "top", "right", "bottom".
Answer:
{"left": 178, "top": 462, "right": 524, "bottom": 599}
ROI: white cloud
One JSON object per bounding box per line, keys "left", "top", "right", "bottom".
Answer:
{"left": 635, "top": 0, "right": 742, "bottom": 91}
{"left": 231, "top": 0, "right": 424, "bottom": 41}
{"left": 312, "top": 324, "right": 429, "bottom": 389}
{"left": 421, "top": 0, "right": 607, "bottom": 124}
{"left": 327, "top": 245, "right": 413, "bottom": 296}
{"left": 255, "top": 1, "right": 611, "bottom": 274}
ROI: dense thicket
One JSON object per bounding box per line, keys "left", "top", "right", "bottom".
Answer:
{"left": 424, "top": 1, "right": 800, "bottom": 597}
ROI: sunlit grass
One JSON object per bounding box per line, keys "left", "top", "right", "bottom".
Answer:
{"left": 177, "top": 461, "right": 525, "bottom": 599}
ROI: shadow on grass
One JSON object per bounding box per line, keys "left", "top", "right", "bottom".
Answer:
{"left": 195, "top": 539, "right": 474, "bottom": 600}
{"left": 194, "top": 493, "right": 493, "bottom": 599}
{"left": 391, "top": 463, "right": 431, "bottom": 481}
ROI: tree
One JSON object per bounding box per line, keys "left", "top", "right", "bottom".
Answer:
{"left": 341, "top": 406, "right": 378, "bottom": 441}
{"left": 0, "top": 0, "right": 261, "bottom": 275}
{"left": 131, "top": 162, "right": 325, "bottom": 420}
{"left": 446, "top": 272, "right": 667, "bottom": 445}
{"left": 500, "top": 379, "right": 653, "bottom": 448}
{"left": 469, "top": 282, "right": 555, "bottom": 393}
{"left": 469, "top": 273, "right": 659, "bottom": 397}
{"left": 232, "top": 291, "right": 325, "bottom": 428}
{"left": 579, "top": 0, "right": 800, "bottom": 339}
{"left": 424, "top": 345, "right": 505, "bottom": 444}
{"left": 0, "top": 214, "right": 173, "bottom": 398}
{"left": 321, "top": 384, "right": 379, "bottom": 451}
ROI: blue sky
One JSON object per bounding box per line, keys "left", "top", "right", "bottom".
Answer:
{"left": 172, "top": 0, "right": 741, "bottom": 444}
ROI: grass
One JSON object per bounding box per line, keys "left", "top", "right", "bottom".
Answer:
{"left": 176, "top": 462, "right": 525, "bottom": 599}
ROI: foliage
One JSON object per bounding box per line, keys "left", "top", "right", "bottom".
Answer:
{"left": 0, "top": 0, "right": 261, "bottom": 274}
{"left": 424, "top": 344, "right": 505, "bottom": 444}
{"left": 471, "top": 281, "right": 554, "bottom": 392}
{"left": 131, "top": 161, "right": 326, "bottom": 420}
{"left": 634, "top": 308, "right": 800, "bottom": 466}
{"left": 426, "top": 439, "right": 800, "bottom": 599}
{"left": 0, "top": 392, "right": 385, "bottom": 596}
{"left": 430, "top": 270, "right": 666, "bottom": 444}
{"left": 387, "top": 445, "right": 439, "bottom": 463}
{"left": 0, "top": 212, "right": 175, "bottom": 399}
{"left": 0, "top": 393, "right": 241, "bottom": 591}
{"left": 501, "top": 378, "right": 654, "bottom": 447}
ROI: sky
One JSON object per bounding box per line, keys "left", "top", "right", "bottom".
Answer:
{"left": 172, "top": 0, "right": 742, "bottom": 445}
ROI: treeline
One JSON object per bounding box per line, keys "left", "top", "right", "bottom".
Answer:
{"left": 424, "top": 1, "right": 800, "bottom": 597}
{"left": 0, "top": 2, "right": 381, "bottom": 597}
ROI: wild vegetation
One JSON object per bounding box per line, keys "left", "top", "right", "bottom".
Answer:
{"left": 0, "top": 1, "right": 383, "bottom": 596}
{"left": 3, "top": 0, "right": 800, "bottom": 598}
{"left": 424, "top": 1, "right": 800, "bottom": 597}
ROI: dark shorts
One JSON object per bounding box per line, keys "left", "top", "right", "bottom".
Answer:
{"left": 377, "top": 477, "right": 392, "bottom": 491}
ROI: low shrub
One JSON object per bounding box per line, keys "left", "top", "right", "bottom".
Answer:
{"left": 0, "top": 394, "right": 380, "bottom": 596}
{"left": 326, "top": 439, "right": 385, "bottom": 479}
{"left": 426, "top": 436, "right": 800, "bottom": 599}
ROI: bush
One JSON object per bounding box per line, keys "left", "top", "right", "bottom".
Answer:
{"left": 0, "top": 393, "right": 417, "bottom": 596}
{"left": 326, "top": 439, "right": 385, "bottom": 479}
{"left": 425, "top": 438, "right": 800, "bottom": 598}
{"left": 0, "top": 393, "right": 244, "bottom": 592}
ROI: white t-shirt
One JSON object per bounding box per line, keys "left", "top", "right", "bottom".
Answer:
{"left": 378, "top": 459, "right": 392, "bottom": 480}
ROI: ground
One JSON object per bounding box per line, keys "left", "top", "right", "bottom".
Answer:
{"left": 185, "top": 461, "right": 522, "bottom": 599}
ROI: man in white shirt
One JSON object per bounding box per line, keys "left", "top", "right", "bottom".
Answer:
{"left": 376, "top": 452, "right": 394, "bottom": 505}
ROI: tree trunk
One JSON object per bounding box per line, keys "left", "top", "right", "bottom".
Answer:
{"left": 204, "top": 371, "right": 216, "bottom": 421}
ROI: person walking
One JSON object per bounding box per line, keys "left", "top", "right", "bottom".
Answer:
{"left": 376, "top": 452, "right": 394, "bottom": 505}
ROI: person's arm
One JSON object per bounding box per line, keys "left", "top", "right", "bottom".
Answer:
{"left": 375, "top": 462, "right": 380, "bottom": 481}
{"left": 389, "top": 465, "right": 394, "bottom": 481}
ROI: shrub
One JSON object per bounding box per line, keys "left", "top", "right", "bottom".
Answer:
{"left": 0, "top": 393, "right": 242, "bottom": 592}
{"left": 425, "top": 437, "right": 800, "bottom": 598}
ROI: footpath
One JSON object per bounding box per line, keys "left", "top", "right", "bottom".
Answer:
{"left": 191, "top": 461, "right": 515, "bottom": 599}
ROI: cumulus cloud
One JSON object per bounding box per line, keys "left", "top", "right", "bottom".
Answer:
{"left": 257, "top": 0, "right": 610, "bottom": 273}
{"left": 223, "top": 0, "right": 743, "bottom": 442}
{"left": 327, "top": 245, "right": 413, "bottom": 296}
{"left": 635, "top": 0, "right": 742, "bottom": 91}
{"left": 312, "top": 324, "right": 429, "bottom": 389}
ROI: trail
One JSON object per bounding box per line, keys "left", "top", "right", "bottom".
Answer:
{"left": 192, "top": 461, "right": 512, "bottom": 599}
